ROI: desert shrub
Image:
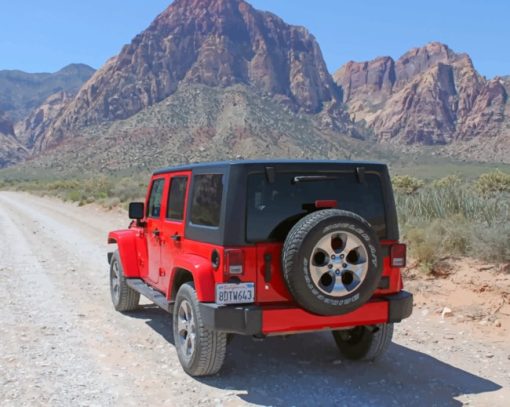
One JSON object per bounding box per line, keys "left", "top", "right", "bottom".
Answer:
{"left": 397, "top": 174, "right": 510, "bottom": 271}
{"left": 396, "top": 184, "right": 509, "bottom": 225}
{"left": 101, "top": 197, "right": 121, "bottom": 209}
{"left": 392, "top": 175, "right": 424, "bottom": 194}
{"left": 65, "top": 189, "right": 84, "bottom": 202}
{"left": 2, "top": 173, "right": 149, "bottom": 208}
{"left": 431, "top": 174, "right": 462, "bottom": 189}
{"left": 83, "top": 176, "right": 114, "bottom": 199}
{"left": 404, "top": 227, "right": 438, "bottom": 271}
{"left": 110, "top": 177, "right": 146, "bottom": 203}
{"left": 471, "top": 222, "right": 510, "bottom": 263}
{"left": 403, "top": 216, "right": 472, "bottom": 272}
{"left": 475, "top": 169, "right": 510, "bottom": 194}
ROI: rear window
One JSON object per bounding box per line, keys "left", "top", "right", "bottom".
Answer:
{"left": 190, "top": 174, "right": 223, "bottom": 227}
{"left": 167, "top": 176, "right": 188, "bottom": 221}
{"left": 246, "top": 172, "right": 387, "bottom": 242}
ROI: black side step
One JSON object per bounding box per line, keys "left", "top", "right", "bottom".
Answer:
{"left": 126, "top": 279, "right": 173, "bottom": 313}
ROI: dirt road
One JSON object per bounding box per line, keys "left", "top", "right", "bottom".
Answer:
{"left": 0, "top": 191, "right": 508, "bottom": 406}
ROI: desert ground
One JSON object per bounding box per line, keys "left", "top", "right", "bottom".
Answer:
{"left": 0, "top": 191, "right": 509, "bottom": 406}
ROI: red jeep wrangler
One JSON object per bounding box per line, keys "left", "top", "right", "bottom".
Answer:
{"left": 108, "top": 160, "right": 412, "bottom": 376}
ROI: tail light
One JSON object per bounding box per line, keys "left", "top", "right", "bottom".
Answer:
{"left": 390, "top": 244, "right": 407, "bottom": 268}
{"left": 224, "top": 249, "right": 244, "bottom": 276}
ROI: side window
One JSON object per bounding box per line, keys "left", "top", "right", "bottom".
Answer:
{"left": 147, "top": 178, "right": 165, "bottom": 218}
{"left": 190, "top": 174, "right": 223, "bottom": 227}
{"left": 166, "top": 176, "right": 188, "bottom": 221}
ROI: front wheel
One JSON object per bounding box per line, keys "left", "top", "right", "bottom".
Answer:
{"left": 110, "top": 250, "right": 140, "bottom": 312}
{"left": 332, "top": 323, "right": 393, "bottom": 361}
{"left": 173, "top": 282, "right": 227, "bottom": 376}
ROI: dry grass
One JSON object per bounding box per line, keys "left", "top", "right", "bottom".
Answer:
{"left": 0, "top": 174, "right": 148, "bottom": 208}
{"left": 2, "top": 169, "right": 509, "bottom": 272}
{"left": 396, "top": 171, "right": 510, "bottom": 272}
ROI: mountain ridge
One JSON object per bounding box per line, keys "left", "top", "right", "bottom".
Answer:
{"left": 333, "top": 42, "right": 509, "bottom": 153}
{"left": 0, "top": 63, "right": 95, "bottom": 123}
{"left": 1, "top": 1, "right": 509, "bottom": 170}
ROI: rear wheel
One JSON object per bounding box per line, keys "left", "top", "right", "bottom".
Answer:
{"left": 173, "top": 282, "right": 227, "bottom": 376}
{"left": 282, "top": 209, "right": 383, "bottom": 316}
{"left": 332, "top": 323, "right": 393, "bottom": 361}
{"left": 109, "top": 250, "right": 140, "bottom": 312}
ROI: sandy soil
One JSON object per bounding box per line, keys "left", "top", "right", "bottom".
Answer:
{"left": 0, "top": 191, "right": 508, "bottom": 406}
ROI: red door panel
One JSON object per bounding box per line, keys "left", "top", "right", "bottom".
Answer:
{"left": 145, "top": 177, "right": 167, "bottom": 286}
{"left": 160, "top": 172, "right": 191, "bottom": 295}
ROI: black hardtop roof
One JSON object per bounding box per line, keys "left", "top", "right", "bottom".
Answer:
{"left": 153, "top": 159, "right": 387, "bottom": 175}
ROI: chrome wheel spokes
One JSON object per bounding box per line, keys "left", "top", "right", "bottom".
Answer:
{"left": 309, "top": 231, "right": 368, "bottom": 297}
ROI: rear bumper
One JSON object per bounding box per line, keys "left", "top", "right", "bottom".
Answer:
{"left": 199, "top": 291, "right": 413, "bottom": 335}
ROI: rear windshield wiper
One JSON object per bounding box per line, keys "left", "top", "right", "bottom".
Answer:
{"left": 292, "top": 175, "right": 339, "bottom": 184}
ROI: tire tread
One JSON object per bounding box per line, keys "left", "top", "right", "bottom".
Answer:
{"left": 282, "top": 209, "right": 381, "bottom": 315}
{"left": 111, "top": 251, "right": 140, "bottom": 312}
{"left": 174, "top": 283, "right": 227, "bottom": 376}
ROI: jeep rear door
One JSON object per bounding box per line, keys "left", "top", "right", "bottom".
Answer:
{"left": 245, "top": 169, "right": 389, "bottom": 303}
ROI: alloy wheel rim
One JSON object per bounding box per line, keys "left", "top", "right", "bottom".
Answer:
{"left": 309, "top": 231, "right": 369, "bottom": 298}
{"left": 177, "top": 299, "right": 196, "bottom": 361}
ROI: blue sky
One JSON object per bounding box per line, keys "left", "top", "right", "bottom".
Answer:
{"left": 1, "top": 0, "right": 508, "bottom": 78}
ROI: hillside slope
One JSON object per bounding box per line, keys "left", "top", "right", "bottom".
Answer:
{"left": 16, "top": 84, "right": 369, "bottom": 174}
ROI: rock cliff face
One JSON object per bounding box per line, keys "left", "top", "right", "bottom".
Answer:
{"left": 15, "top": 91, "right": 72, "bottom": 150}
{"left": 0, "top": 111, "right": 27, "bottom": 168}
{"left": 334, "top": 42, "right": 508, "bottom": 147}
{"left": 37, "top": 0, "right": 346, "bottom": 151}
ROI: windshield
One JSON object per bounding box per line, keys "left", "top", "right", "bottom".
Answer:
{"left": 246, "top": 171, "right": 387, "bottom": 242}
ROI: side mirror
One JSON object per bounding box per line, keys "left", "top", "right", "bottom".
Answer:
{"left": 129, "top": 202, "right": 145, "bottom": 220}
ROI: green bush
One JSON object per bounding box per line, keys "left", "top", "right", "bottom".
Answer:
{"left": 392, "top": 175, "right": 424, "bottom": 194}
{"left": 475, "top": 170, "right": 510, "bottom": 194}
{"left": 431, "top": 174, "right": 462, "bottom": 189}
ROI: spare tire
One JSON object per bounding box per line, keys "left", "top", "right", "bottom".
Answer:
{"left": 282, "top": 209, "right": 382, "bottom": 316}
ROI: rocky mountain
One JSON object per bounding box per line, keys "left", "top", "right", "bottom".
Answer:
{"left": 0, "top": 64, "right": 95, "bottom": 123}
{"left": 333, "top": 42, "right": 509, "bottom": 153}
{"left": 0, "top": 111, "right": 27, "bottom": 168}
{"left": 33, "top": 0, "right": 351, "bottom": 154}
{"left": 2, "top": 2, "right": 509, "bottom": 171}
{"left": 14, "top": 91, "right": 73, "bottom": 150}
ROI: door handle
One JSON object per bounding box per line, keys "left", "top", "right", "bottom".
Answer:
{"left": 152, "top": 229, "right": 160, "bottom": 237}
{"left": 170, "top": 234, "right": 181, "bottom": 242}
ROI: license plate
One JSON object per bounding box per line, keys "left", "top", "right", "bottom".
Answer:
{"left": 215, "top": 283, "right": 255, "bottom": 305}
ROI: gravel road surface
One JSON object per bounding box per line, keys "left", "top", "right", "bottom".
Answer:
{"left": 0, "top": 191, "right": 508, "bottom": 406}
